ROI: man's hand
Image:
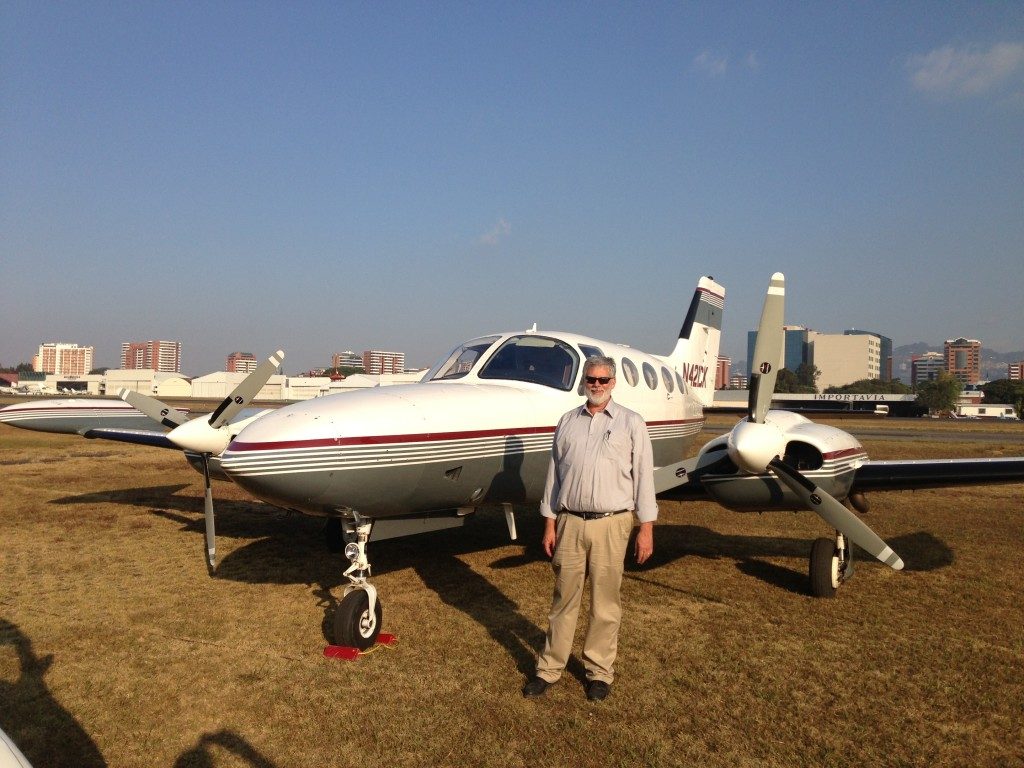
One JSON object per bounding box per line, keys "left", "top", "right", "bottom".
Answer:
{"left": 634, "top": 521, "right": 654, "bottom": 565}
{"left": 542, "top": 517, "right": 558, "bottom": 558}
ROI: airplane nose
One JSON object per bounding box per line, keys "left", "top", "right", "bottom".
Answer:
{"left": 219, "top": 413, "right": 336, "bottom": 512}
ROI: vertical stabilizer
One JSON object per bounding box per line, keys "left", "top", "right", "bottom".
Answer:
{"left": 667, "top": 276, "right": 725, "bottom": 407}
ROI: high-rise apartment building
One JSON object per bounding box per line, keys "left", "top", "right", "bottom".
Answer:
{"left": 332, "top": 351, "right": 365, "bottom": 370}
{"left": 362, "top": 350, "right": 405, "bottom": 375}
{"left": 121, "top": 340, "right": 182, "bottom": 373}
{"left": 226, "top": 352, "right": 257, "bottom": 374}
{"left": 944, "top": 338, "right": 981, "bottom": 386}
{"left": 1009, "top": 362, "right": 1024, "bottom": 381}
{"left": 715, "top": 356, "right": 731, "bottom": 390}
{"left": 34, "top": 343, "right": 94, "bottom": 376}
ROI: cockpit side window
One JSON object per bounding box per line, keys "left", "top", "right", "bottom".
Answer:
{"left": 427, "top": 336, "right": 501, "bottom": 381}
{"left": 478, "top": 336, "right": 579, "bottom": 390}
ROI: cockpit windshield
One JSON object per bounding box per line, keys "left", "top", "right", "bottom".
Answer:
{"left": 426, "top": 336, "right": 501, "bottom": 381}
{"left": 478, "top": 335, "right": 579, "bottom": 390}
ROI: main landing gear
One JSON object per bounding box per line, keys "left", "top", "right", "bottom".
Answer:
{"left": 809, "top": 531, "right": 854, "bottom": 598}
{"left": 334, "top": 515, "right": 383, "bottom": 650}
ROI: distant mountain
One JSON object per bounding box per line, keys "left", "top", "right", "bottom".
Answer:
{"left": 893, "top": 342, "right": 939, "bottom": 356}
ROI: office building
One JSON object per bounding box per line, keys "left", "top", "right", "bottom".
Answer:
{"left": 944, "top": 338, "right": 981, "bottom": 386}
{"left": 911, "top": 352, "right": 945, "bottom": 386}
{"left": 808, "top": 332, "right": 881, "bottom": 390}
{"left": 746, "top": 326, "right": 810, "bottom": 377}
{"left": 846, "top": 329, "right": 892, "bottom": 381}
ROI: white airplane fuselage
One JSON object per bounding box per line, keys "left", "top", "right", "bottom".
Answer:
{"left": 221, "top": 327, "right": 713, "bottom": 519}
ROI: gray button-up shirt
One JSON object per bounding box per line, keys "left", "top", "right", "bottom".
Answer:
{"left": 540, "top": 399, "right": 658, "bottom": 523}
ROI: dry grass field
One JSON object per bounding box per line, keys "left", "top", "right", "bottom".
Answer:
{"left": 2, "top": 414, "right": 1023, "bottom": 767}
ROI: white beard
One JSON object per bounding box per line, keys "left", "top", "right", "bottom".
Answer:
{"left": 586, "top": 390, "right": 610, "bottom": 407}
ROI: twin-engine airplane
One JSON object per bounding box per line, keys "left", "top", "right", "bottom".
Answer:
{"left": 3, "top": 273, "right": 1023, "bottom": 651}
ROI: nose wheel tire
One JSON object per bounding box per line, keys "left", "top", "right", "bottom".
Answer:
{"left": 334, "top": 589, "right": 383, "bottom": 650}
{"left": 809, "top": 537, "right": 840, "bottom": 598}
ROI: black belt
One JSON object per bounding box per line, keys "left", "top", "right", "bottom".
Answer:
{"left": 561, "top": 509, "right": 629, "bottom": 520}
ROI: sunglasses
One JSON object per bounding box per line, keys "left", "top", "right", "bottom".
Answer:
{"left": 585, "top": 376, "right": 613, "bottom": 385}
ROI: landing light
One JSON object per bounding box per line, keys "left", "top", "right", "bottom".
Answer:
{"left": 344, "top": 542, "right": 361, "bottom": 562}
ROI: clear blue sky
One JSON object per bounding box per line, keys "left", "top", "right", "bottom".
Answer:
{"left": 3, "top": 2, "right": 1022, "bottom": 374}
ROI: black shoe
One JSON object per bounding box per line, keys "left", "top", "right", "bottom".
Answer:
{"left": 586, "top": 680, "right": 611, "bottom": 702}
{"left": 522, "top": 676, "right": 551, "bottom": 697}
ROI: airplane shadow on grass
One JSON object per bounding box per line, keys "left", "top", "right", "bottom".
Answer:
{"left": 51, "top": 484, "right": 195, "bottom": 513}
{"left": 0, "top": 618, "right": 107, "bottom": 768}
{"left": 493, "top": 521, "right": 955, "bottom": 596}
{"left": 49, "top": 485, "right": 955, "bottom": 665}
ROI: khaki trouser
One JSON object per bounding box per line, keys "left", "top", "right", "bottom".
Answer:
{"left": 535, "top": 511, "right": 634, "bottom": 684}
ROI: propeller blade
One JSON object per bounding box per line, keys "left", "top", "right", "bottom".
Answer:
{"left": 208, "top": 350, "right": 284, "bottom": 429}
{"left": 166, "top": 349, "right": 284, "bottom": 455}
{"left": 768, "top": 458, "right": 903, "bottom": 570}
{"left": 201, "top": 454, "right": 216, "bottom": 574}
{"left": 118, "top": 389, "right": 188, "bottom": 429}
{"left": 748, "top": 272, "right": 785, "bottom": 424}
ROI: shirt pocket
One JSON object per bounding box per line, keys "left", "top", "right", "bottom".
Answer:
{"left": 599, "top": 432, "right": 632, "bottom": 476}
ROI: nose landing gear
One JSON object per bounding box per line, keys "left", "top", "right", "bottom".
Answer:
{"left": 333, "top": 515, "right": 383, "bottom": 650}
{"left": 809, "top": 532, "right": 854, "bottom": 598}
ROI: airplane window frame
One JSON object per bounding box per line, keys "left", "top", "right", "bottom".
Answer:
{"left": 426, "top": 336, "right": 501, "bottom": 381}
{"left": 661, "top": 366, "right": 675, "bottom": 393}
{"left": 477, "top": 335, "right": 580, "bottom": 391}
{"left": 675, "top": 370, "right": 686, "bottom": 394}
{"left": 642, "top": 362, "right": 658, "bottom": 390}
{"left": 621, "top": 358, "right": 639, "bottom": 387}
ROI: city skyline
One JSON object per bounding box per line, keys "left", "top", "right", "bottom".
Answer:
{"left": 2, "top": 4, "right": 1022, "bottom": 374}
{"left": 14, "top": 327, "right": 1022, "bottom": 381}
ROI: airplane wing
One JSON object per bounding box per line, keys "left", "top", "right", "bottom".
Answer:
{"left": 850, "top": 457, "right": 1024, "bottom": 492}
{"left": 83, "top": 428, "right": 178, "bottom": 450}
{"left": 654, "top": 455, "right": 728, "bottom": 501}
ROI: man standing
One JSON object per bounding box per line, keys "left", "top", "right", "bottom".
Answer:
{"left": 523, "top": 355, "right": 657, "bottom": 702}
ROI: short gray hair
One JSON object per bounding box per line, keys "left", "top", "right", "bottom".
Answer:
{"left": 583, "top": 355, "right": 616, "bottom": 378}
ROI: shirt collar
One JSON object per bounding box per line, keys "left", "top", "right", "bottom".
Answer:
{"left": 578, "top": 398, "right": 618, "bottom": 419}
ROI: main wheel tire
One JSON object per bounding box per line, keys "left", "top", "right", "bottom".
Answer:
{"left": 334, "top": 590, "right": 383, "bottom": 650}
{"left": 809, "top": 537, "right": 839, "bottom": 598}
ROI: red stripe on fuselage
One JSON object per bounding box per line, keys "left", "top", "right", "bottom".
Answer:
{"left": 227, "top": 418, "right": 703, "bottom": 453}
{"left": 822, "top": 447, "right": 865, "bottom": 461}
